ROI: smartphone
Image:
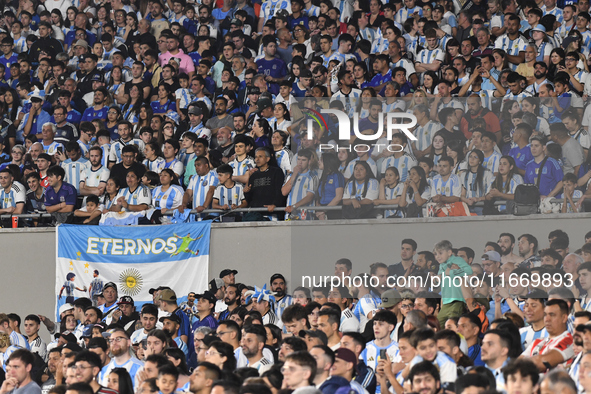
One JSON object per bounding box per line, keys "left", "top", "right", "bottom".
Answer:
{"left": 379, "top": 349, "right": 387, "bottom": 360}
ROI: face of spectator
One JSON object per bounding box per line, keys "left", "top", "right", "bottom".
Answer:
{"left": 282, "top": 360, "right": 310, "bottom": 389}
{"left": 109, "top": 332, "right": 129, "bottom": 357}
{"left": 317, "top": 315, "right": 336, "bottom": 338}
{"left": 0, "top": 172, "right": 12, "bottom": 189}
{"left": 84, "top": 309, "right": 99, "bottom": 325}
{"left": 241, "top": 333, "right": 262, "bottom": 358}
{"left": 481, "top": 333, "right": 506, "bottom": 364}
{"left": 373, "top": 320, "right": 393, "bottom": 340}
{"left": 412, "top": 372, "right": 440, "bottom": 394}
{"left": 103, "top": 287, "right": 118, "bottom": 304}
{"left": 544, "top": 304, "right": 567, "bottom": 336}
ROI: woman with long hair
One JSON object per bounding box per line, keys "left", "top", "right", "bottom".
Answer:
{"left": 106, "top": 106, "right": 122, "bottom": 140}
{"left": 407, "top": 89, "right": 429, "bottom": 112}
{"left": 163, "top": 347, "right": 190, "bottom": 388}
{"left": 548, "top": 47, "right": 565, "bottom": 82}
{"left": 51, "top": 9, "right": 66, "bottom": 36}
{"left": 342, "top": 161, "right": 379, "bottom": 218}
{"left": 204, "top": 341, "right": 237, "bottom": 372}
{"left": 143, "top": 141, "right": 165, "bottom": 172}
{"left": 273, "top": 103, "right": 291, "bottom": 133}
{"left": 521, "top": 97, "right": 550, "bottom": 135}
{"left": 486, "top": 155, "right": 523, "bottom": 213}
{"left": 445, "top": 38, "right": 461, "bottom": 65}
{"left": 367, "top": 0, "right": 384, "bottom": 29}
{"left": 122, "top": 84, "right": 144, "bottom": 124}
{"left": 532, "top": 29, "right": 553, "bottom": 66}
{"left": 251, "top": 118, "right": 272, "bottom": 148}
{"left": 428, "top": 132, "right": 446, "bottom": 167}
{"left": 151, "top": 84, "right": 177, "bottom": 115}
{"left": 288, "top": 57, "right": 306, "bottom": 84}
{"left": 109, "top": 168, "right": 151, "bottom": 213}
{"left": 93, "top": 4, "right": 111, "bottom": 37}
{"left": 399, "top": 166, "right": 430, "bottom": 212}
{"left": 63, "top": 6, "right": 78, "bottom": 31}
{"left": 108, "top": 66, "right": 126, "bottom": 104}
{"left": 460, "top": 149, "right": 494, "bottom": 214}
{"left": 150, "top": 169, "right": 184, "bottom": 223}
{"left": 422, "top": 71, "right": 439, "bottom": 95}
{"left": 374, "top": 166, "right": 405, "bottom": 218}
{"left": 107, "top": 368, "right": 134, "bottom": 394}
{"left": 355, "top": 88, "right": 376, "bottom": 119}
{"left": 338, "top": 148, "right": 355, "bottom": 175}
{"left": 353, "top": 63, "right": 371, "bottom": 89}
{"left": 446, "top": 139, "right": 467, "bottom": 174}
{"left": 492, "top": 49, "right": 507, "bottom": 74}
{"left": 316, "top": 152, "right": 345, "bottom": 220}
{"left": 101, "top": 178, "right": 121, "bottom": 213}
{"left": 135, "top": 104, "right": 154, "bottom": 135}
{"left": 4, "top": 88, "right": 20, "bottom": 124}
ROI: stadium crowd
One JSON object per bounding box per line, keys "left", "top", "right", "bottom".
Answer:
{"left": 3, "top": 231, "right": 591, "bottom": 394}
{"left": 4, "top": 0, "right": 591, "bottom": 222}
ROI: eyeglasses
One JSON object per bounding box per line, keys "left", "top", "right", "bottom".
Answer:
{"left": 72, "top": 365, "right": 93, "bottom": 370}
{"left": 108, "top": 111, "right": 118, "bottom": 115}
{"left": 205, "top": 350, "right": 222, "bottom": 356}
{"left": 109, "top": 337, "right": 126, "bottom": 343}
{"left": 217, "top": 331, "right": 230, "bottom": 336}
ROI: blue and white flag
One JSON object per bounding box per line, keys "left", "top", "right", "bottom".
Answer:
{"left": 55, "top": 223, "right": 211, "bottom": 320}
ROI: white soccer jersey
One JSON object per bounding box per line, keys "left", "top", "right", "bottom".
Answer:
{"left": 61, "top": 158, "right": 89, "bottom": 194}
{"left": 114, "top": 185, "right": 151, "bottom": 210}
{"left": 143, "top": 157, "right": 166, "bottom": 173}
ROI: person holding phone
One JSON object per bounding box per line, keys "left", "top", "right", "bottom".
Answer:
{"left": 360, "top": 310, "right": 399, "bottom": 393}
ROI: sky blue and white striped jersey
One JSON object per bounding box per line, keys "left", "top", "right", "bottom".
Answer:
{"left": 0, "top": 182, "right": 26, "bottom": 209}
{"left": 431, "top": 174, "right": 462, "bottom": 197}
{"left": 213, "top": 182, "right": 245, "bottom": 207}
{"left": 152, "top": 184, "right": 184, "bottom": 210}
{"left": 100, "top": 144, "right": 110, "bottom": 168}
{"left": 382, "top": 100, "right": 405, "bottom": 113}
{"left": 259, "top": 0, "right": 291, "bottom": 22}
{"left": 382, "top": 182, "right": 405, "bottom": 218}
{"left": 174, "top": 336, "right": 189, "bottom": 358}
{"left": 359, "top": 27, "right": 376, "bottom": 43}
{"left": 380, "top": 154, "right": 417, "bottom": 181}
{"left": 14, "top": 36, "right": 27, "bottom": 53}
{"left": 395, "top": 5, "right": 422, "bottom": 24}
{"left": 344, "top": 158, "right": 378, "bottom": 179}
{"left": 165, "top": 158, "right": 185, "bottom": 176}
{"left": 494, "top": 34, "right": 528, "bottom": 71}
{"left": 62, "top": 158, "right": 89, "bottom": 194}
{"left": 81, "top": 166, "right": 110, "bottom": 189}
{"left": 483, "top": 151, "right": 502, "bottom": 173}
{"left": 391, "top": 58, "right": 415, "bottom": 75}
{"left": 303, "top": 4, "right": 320, "bottom": 17}
{"left": 177, "top": 149, "right": 196, "bottom": 169}
{"left": 115, "top": 185, "right": 151, "bottom": 210}
{"left": 343, "top": 179, "right": 380, "bottom": 200}
{"left": 331, "top": 88, "right": 362, "bottom": 118}
{"left": 77, "top": 140, "right": 90, "bottom": 158}
{"left": 130, "top": 329, "right": 149, "bottom": 346}
{"left": 273, "top": 295, "right": 293, "bottom": 324}
{"left": 459, "top": 170, "right": 494, "bottom": 198}
{"left": 1, "top": 345, "right": 20, "bottom": 370}
{"left": 541, "top": 5, "right": 563, "bottom": 23}
{"left": 275, "top": 148, "right": 293, "bottom": 175}
{"left": 10, "top": 331, "right": 29, "bottom": 350}
{"left": 353, "top": 292, "right": 381, "bottom": 331}
{"left": 175, "top": 88, "right": 192, "bottom": 109}
{"left": 413, "top": 121, "right": 442, "bottom": 152}
{"left": 361, "top": 340, "right": 400, "bottom": 393}
{"left": 43, "top": 141, "right": 64, "bottom": 155}
{"left": 409, "top": 352, "right": 457, "bottom": 383}
{"left": 109, "top": 139, "right": 145, "bottom": 164}
{"left": 285, "top": 171, "right": 318, "bottom": 206}
{"left": 322, "top": 51, "right": 343, "bottom": 68}
{"left": 230, "top": 157, "right": 255, "bottom": 178}
{"left": 143, "top": 157, "right": 166, "bottom": 173}
{"left": 187, "top": 171, "right": 219, "bottom": 208}
{"left": 371, "top": 37, "right": 389, "bottom": 54}
{"left": 99, "top": 357, "right": 144, "bottom": 386}
{"left": 416, "top": 47, "right": 445, "bottom": 65}
{"left": 519, "top": 325, "right": 548, "bottom": 351}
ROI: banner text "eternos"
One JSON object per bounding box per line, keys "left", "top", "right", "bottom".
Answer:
{"left": 86, "top": 237, "right": 179, "bottom": 255}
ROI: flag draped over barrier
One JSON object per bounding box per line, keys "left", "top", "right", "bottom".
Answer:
{"left": 55, "top": 222, "right": 211, "bottom": 320}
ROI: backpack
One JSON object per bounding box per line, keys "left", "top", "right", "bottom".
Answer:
{"left": 513, "top": 157, "right": 548, "bottom": 215}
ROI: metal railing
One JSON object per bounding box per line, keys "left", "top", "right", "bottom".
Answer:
{"left": 0, "top": 198, "right": 577, "bottom": 225}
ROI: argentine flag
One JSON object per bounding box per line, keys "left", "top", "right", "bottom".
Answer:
{"left": 55, "top": 223, "right": 211, "bottom": 320}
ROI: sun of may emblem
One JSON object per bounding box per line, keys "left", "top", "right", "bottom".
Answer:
{"left": 119, "top": 269, "right": 143, "bottom": 296}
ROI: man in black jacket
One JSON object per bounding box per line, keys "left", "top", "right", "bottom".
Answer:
{"left": 245, "top": 147, "right": 286, "bottom": 219}
{"left": 74, "top": 54, "right": 103, "bottom": 98}
{"left": 28, "top": 21, "right": 63, "bottom": 62}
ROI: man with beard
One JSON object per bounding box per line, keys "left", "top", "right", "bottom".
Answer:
{"left": 215, "top": 128, "right": 234, "bottom": 162}
{"left": 41, "top": 348, "right": 60, "bottom": 394}
{"left": 526, "top": 62, "right": 551, "bottom": 95}
{"left": 186, "top": 107, "right": 212, "bottom": 142}
{"left": 74, "top": 351, "right": 118, "bottom": 394}
{"left": 84, "top": 307, "right": 102, "bottom": 325}
{"left": 87, "top": 337, "right": 111, "bottom": 368}
{"left": 460, "top": 95, "right": 501, "bottom": 140}
{"left": 232, "top": 113, "right": 247, "bottom": 136}
{"left": 99, "top": 328, "right": 143, "bottom": 386}
{"left": 111, "top": 297, "right": 140, "bottom": 338}
{"left": 160, "top": 315, "right": 188, "bottom": 358}
{"left": 244, "top": 146, "right": 286, "bottom": 217}
{"left": 236, "top": 324, "right": 273, "bottom": 372}
{"left": 81, "top": 87, "right": 108, "bottom": 123}
{"left": 206, "top": 98, "right": 234, "bottom": 139}
{"left": 498, "top": 234, "right": 524, "bottom": 265}
{"left": 270, "top": 273, "right": 293, "bottom": 322}
{"left": 218, "top": 284, "right": 240, "bottom": 321}
{"left": 189, "top": 362, "right": 220, "bottom": 394}
{"left": 409, "top": 361, "right": 441, "bottom": 394}
{"left": 130, "top": 304, "right": 159, "bottom": 346}
{"left": 517, "top": 234, "right": 542, "bottom": 269}
{"left": 158, "top": 290, "right": 190, "bottom": 346}
{"left": 80, "top": 147, "right": 109, "bottom": 199}
{"left": 251, "top": 286, "right": 283, "bottom": 329}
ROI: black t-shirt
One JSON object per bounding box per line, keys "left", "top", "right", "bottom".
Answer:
{"left": 124, "top": 79, "right": 151, "bottom": 96}
{"left": 246, "top": 166, "right": 286, "bottom": 208}
{"left": 110, "top": 162, "right": 146, "bottom": 188}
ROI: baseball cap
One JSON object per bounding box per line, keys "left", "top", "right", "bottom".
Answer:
{"left": 298, "top": 329, "right": 328, "bottom": 345}
{"left": 270, "top": 273, "right": 286, "bottom": 283}
{"left": 209, "top": 278, "right": 225, "bottom": 293}
{"left": 248, "top": 87, "right": 261, "bottom": 95}
{"left": 196, "top": 291, "right": 217, "bottom": 305}
{"left": 30, "top": 91, "right": 44, "bottom": 102}
{"left": 148, "top": 286, "right": 170, "bottom": 295}
{"left": 378, "top": 289, "right": 402, "bottom": 309}
{"left": 433, "top": 5, "right": 444, "bottom": 12}
{"left": 117, "top": 296, "right": 134, "bottom": 306}
{"left": 159, "top": 314, "right": 181, "bottom": 324}
{"left": 87, "top": 336, "right": 108, "bottom": 350}
{"left": 531, "top": 25, "right": 546, "bottom": 34}
{"left": 103, "top": 282, "right": 117, "bottom": 292}
{"left": 59, "top": 303, "right": 74, "bottom": 316}
{"left": 37, "top": 153, "right": 52, "bottom": 162}
{"left": 158, "top": 289, "right": 177, "bottom": 302}
{"left": 230, "top": 18, "right": 243, "bottom": 26}
{"left": 74, "top": 39, "right": 89, "bottom": 49}
{"left": 81, "top": 325, "right": 93, "bottom": 338}
{"left": 299, "top": 68, "right": 312, "bottom": 78}
{"left": 188, "top": 107, "right": 203, "bottom": 116}
{"left": 472, "top": 293, "right": 491, "bottom": 311}
{"left": 59, "top": 331, "right": 77, "bottom": 343}
{"left": 220, "top": 269, "right": 238, "bottom": 278}
{"left": 482, "top": 251, "right": 501, "bottom": 263}
{"left": 90, "top": 74, "right": 104, "bottom": 83}
{"left": 334, "top": 348, "right": 357, "bottom": 367}
{"left": 62, "top": 342, "right": 82, "bottom": 352}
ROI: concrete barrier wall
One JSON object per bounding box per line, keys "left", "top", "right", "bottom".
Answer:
{"left": 2, "top": 213, "right": 590, "bottom": 337}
